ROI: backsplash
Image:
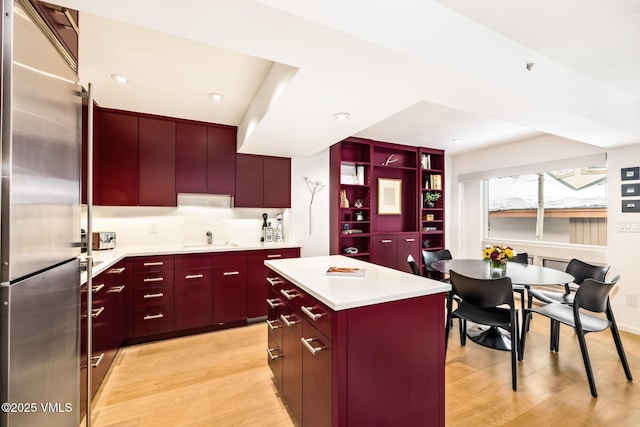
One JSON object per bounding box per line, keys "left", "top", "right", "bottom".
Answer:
{"left": 82, "top": 198, "right": 289, "bottom": 248}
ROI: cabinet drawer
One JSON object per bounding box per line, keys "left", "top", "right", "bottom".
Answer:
{"left": 133, "top": 307, "right": 175, "bottom": 337}
{"left": 134, "top": 286, "right": 175, "bottom": 311}
{"left": 267, "top": 305, "right": 284, "bottom": 349}
{"left": 133, "top": 255, "right": 174, "bottom": 273}
{"left": 267, "top": 334, "right": 283, "bottom": 389}
{"left": 175, "top": 253, "right": 213, "bottom": 270}
{"left": 260, "top": 247, "right": 300, "bottom": 261}
{"left": 213, "top": 251, "right": 247, "bottom": 267}
{"left": 134, "top": 270, "right": 174, "bottom": 289}
{"left": 298, "top": 296, "right": 333, "bottom": 341}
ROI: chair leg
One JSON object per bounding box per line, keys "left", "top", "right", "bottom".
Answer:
{"left": 608, "top": 317, "right": 633, "bottom": 381}
{"left": 520, "top": 310, "right": 530, "bottom": 360}
{"left": 459, "top": 318, "right": 467, "bottom": 346}
{"left": 511, "top": 313, "right": 519, "bottom": 391}
{"left": 575, "top": 327, "right": 598, "bottom": 398}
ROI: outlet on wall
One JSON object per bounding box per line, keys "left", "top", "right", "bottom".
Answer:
{"left": 150, "top": 223, "right": 159, "bottom": 234}
{"left": 626, "top": 294, "right": 638, "bottom": 307}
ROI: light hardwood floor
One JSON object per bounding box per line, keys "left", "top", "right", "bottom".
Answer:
{"left": 89, "top": 312, "right": 640, "bottom": 426}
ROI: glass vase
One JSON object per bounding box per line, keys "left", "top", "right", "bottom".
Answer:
{"left": 490, "top": 261, "right": 507, "bottom": 277}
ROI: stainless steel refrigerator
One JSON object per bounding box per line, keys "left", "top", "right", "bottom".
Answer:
{"left": 0, "top": 0, "right": 82, "bottom": 426}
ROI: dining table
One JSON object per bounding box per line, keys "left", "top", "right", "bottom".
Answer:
{"left": 432, "top": 259, "right": 575, "bottom": 351}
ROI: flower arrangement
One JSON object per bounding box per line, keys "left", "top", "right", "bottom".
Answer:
{"left": 483, "top": 245, "right": 515, "bottom": 268}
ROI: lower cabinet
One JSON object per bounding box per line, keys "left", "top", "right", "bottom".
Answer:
{"left": 174, "top": 253, "right": 213, "bottom": 330}
{"left": 213, "top": 252, "right": 248, "bottom": 324}
{"left": 371, "top": 232, "right": 420, "bottom": 273}
{"left": 266, "top": 275, "right": 445, "bottom": 426}
{"left": 132, "top": 255, "right": 175, "bottom": 337}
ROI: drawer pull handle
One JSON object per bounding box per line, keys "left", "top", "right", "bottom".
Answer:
{"left": 185, "top": 274, "right": 204, "bottom": 279}
{"left": 144, "top": 292, "right": 164, "bottom": 299}
{"left": 266, "top": 347, "right": 282, "bottom": 360}
{"left": 280, "top": 289, "right": 298, "bottom": 300}
{"left": 108, "top": 267, "right": 126, "bottom": 274}
{"left": 266, "top": 277, "right": 283, "bottom": 286}
{"left": 267, "top": 319, "right": 282, "bottom": 330}
{"left": 301, "top": 305, "right": 323, "bottom": 321}
{"left": 144, "top": 313, "right": 164, "bottom": 320}
{"left": 108, "top": 285, "right": 125, "bottom": 293}
{"left": 280, "top": 314, "right": 298, "bottom": 327}
{"left": 301, "top": 337, "right": 325, "bottom": 356}
{"left": 266, "top": 298, "right": 282, "bottom": 308}
{"left": 404, "top": 238, "right": 416, "bottom": 242}
{"left": 91, "top": 307, "right": 105, "bottom": 318}
{"left": 143, "top": 261, "right": 164, "bottom": 267}
{"left": 144, "top": 277, "right": 163, "bottom": 283}
{"left": 267, "top": 254, "right": 282, "bottom": 258}
{"left": 380, "top": 239, "right": 393, "bottom": 243}
{"left": 91, "top": 283, "right": 105, "bottom": 294}
{"left": 223, "top": 271, "right": 240, "bottom": 276}
{"left": 91, "top": 353, "right": 105, "bottom": 368}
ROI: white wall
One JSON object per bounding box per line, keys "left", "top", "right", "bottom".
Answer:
{"left": 451, "top": 134, "right": 640, "bottom": 334}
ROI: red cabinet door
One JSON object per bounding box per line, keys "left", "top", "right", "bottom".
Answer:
{"left": 395, "top": 232, "right": 421, "bottom": 274}
{"left": 234, "top": 154, "right": 264, "bottom": 207}
{"left": 213, "top": 265, "right": 248, "bottom": 324}
{"left": 176, "top": 122, "right": 207, "bottom": 194}
{"left": 174, "top": 267, "right": 213, "bottom": 330}
{"left": 371, "top": 235, "right": 397, "bottom": 269}
{"left": 301, "top": 320, "right": 332, "bottom": 427}
{"left": 263, "top": 156, "right": 291, "bottom": 208}
{"left": 139, "top": 117, "right": 176, "bottom": 206}
{"left": 281, "top": 303, "right": 303, "bottom": 425}
{"left": 207, "top": 126, "right": 236, "bottom": 195}
{"left": 97, "top": 111, "right": 138, "bottom": 206}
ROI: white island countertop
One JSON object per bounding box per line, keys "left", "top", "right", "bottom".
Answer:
{"left": 265, "top": 255, "right": 451, "bottom": 311}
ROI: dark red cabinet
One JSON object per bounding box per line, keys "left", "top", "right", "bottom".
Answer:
{"left": 174, "top": 253, "right": 213, "bottom": 330}
{"left": 176, "top": 123, "right": 208, "bottom": 193}
{"left": 213, "top": 252, "right": 248, "bottom": 324}
{"left": 371, "top": 232, "right": 420, "bottom": 273}
{"left": 235, "top": 154, "right": 291, "bottom": 208}
{"left": 247, "top": 248, "right": 300, "bottom": 319}
{"left": 132, "top": 256, "right": 175, "bottom": 337}
{"left": 97, "top": 111, "right": 139, "bottom": 206}
{"left": 395, "top": 232, "right": 421, "bottom": 274}
{"left": 301, "top": 320, "right": 332, "bottom": 427}
{"left": 139, "top": 117, "right": 176, "bottom": 206}
{"left": 207, "top": 126, "right": 236, "bottom": 195}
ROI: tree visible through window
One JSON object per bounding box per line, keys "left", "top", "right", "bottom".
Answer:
{"left": 486, "top": 166, "right": 607, "bottom": 246}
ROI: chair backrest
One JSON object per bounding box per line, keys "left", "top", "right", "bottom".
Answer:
{"left": 407, "top": 254, "right": 421, "bottom": 276}
{"left": 422, "top": 249, "right": 452, "bottom": 273}
{"left": 574, "top": 275, "right": 620, "bottom": 313}
{"left": 566, "top": 259, "right": 610, "bottom": 285}
{"left": 510, "top": 252, "right": 528, "bottom": 264}
{"left": 449, "top": 270, "right": 514, "bottom": 308}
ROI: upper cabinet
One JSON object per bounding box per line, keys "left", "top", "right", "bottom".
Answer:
{"left": 235, "top": 154, "right": 291, "bottom": 208}
{"left": 29, "top": 1, "right": 79, "bottom": 71}
{"left": 207, "top": 126, "right": 237, "bottom": 195}
{"left": 139, "top": 117, "right": 176, "bottom": 206}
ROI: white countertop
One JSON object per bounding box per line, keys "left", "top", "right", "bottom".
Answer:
{"left": 264, "top": 255, "right": 451, "bottom": 311}
{"left": 80, "top": 241, "right": 302, "bottom": 284}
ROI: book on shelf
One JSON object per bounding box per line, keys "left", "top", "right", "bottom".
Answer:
{"left": 421, "top": 153, "right": 431, "bottom": 170}
{"left": 429, "top": 175, "right": 442, "bottom": 190}
{"left": 326, "top": 266, "right": 366, "bottom": 277}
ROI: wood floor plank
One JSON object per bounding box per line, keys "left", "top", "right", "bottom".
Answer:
{"left": 89, "top": 312, "right": 639, "bottom": 426}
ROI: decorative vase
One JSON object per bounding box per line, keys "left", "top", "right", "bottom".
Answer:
{"left": 490, "top": 261, "right": 507, "bottom": 277}
{"left": 340, "top": 190, "right": 350, "bottom": 208}
{"left": 425, "top": 201, "right": 435, "bottom": 208}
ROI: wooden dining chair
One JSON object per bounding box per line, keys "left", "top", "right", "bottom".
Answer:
{"left": 446, "top": 270, "right": 520, "bottom": 391}
{"left": 521, "top": 275, "right": 632, "bottom": 397}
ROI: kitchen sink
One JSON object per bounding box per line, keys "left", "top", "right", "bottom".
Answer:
{"left": 182, "top": 242, "right": 237, "bottom": 249}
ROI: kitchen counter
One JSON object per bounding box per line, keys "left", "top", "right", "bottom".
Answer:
{"left": 80, "top": 241, "right": 302, "bottom": 284}
{"left": 264, "top": 254, "right": 450, "bottom": 310}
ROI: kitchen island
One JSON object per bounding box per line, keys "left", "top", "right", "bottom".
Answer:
{"left": 265, "top": 255, "right": 450, "bottom": 427}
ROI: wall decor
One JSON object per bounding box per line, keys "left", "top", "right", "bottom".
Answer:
{"left": 377, "top": 178, "right": 402, "bottom": 215}
{"left": 304, "top": 177, "right": 326, "bottom": 234}
{"left": 622, "top": 183, "right": 640, "bottom": 197}
{"left": 621, "top": 167, "right": 639, "bottom": 181}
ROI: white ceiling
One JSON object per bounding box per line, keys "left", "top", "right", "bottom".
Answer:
{"left": 55, "top": 0, "right": 640, "bottom": 157}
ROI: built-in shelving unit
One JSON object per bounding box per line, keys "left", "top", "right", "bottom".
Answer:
{"left": 419, "top": 148, "right": 445, "bottom": 251}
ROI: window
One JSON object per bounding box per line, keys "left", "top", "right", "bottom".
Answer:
{"left": 486, "top": 166, "right": 607, "bottom": 246}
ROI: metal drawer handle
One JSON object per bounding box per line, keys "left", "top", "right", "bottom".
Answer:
{"left": 280, "top": 314, "right": 298, "bottom": 327}
{"left": 144, "top": 277, "right": 163, "bottom": 282}
{"left": 185, "top": 274, "right": 204, "bottom": 279}
{"left": 144, "top": 292, "right": 164, "bottom": 299}
{"left": 267, "top": 348, "right": 282, "bottom": 360}
{"left": 280, "top": 289, "right": 298, "bottom": 300}
{"left": 91, "top": 353, "right": 105, "bottom": 368}
{"left": 404, "top": 238, "right": 416, "bottom": 242}
{"left": 267, "top": 254, "right": 282, "bottom": 258}
{"left": 266, "top": 277, "right": 283, "bottom": 286}
{"left": 144, "top": 313, "right": 164, "bottom": 320}
{"left": 301, "top": 337, "right": 325, "bottom": 356}
{"left": 91, "top": 307, "right": 105, "bottom": 318}
{"left": 108, "top": 285, "right": 125, "bottom": 293}
{"left": 301, "top": 305, "right": 323, "bottom": 321}
{"left": 266, "top": 298, "right": 282, "bottom": 308}
{"left": 267, "top": 319, "right": 282, "bottom": 330}
{"left": 108, "top": 267, "right": 126, "bottom": 274}
{"left": 380, "top": 239, "right": 393, "bottom": 243}
{"left": 143, "top": 261, "right": 164, "bottom": 267}
{"left": 223, "top": 271, "right": 240, "bottom": 276}
{"left": 91, "top": 283, "right": 105, "bottom": 293}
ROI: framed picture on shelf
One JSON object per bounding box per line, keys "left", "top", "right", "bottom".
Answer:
{"left": 377, "top": 178, "right": 402, "bottom": 215}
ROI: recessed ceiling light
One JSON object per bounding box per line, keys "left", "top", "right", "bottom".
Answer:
{"left": 208, "top": 92, "right": 224, "bottom": 101}
{"left": 452, "top": 138, "right": 462, "bottom": 143}
{"left": 333, "top": 112, "right": 351, "bottom": 120}
{"left": 110, "top": 74, "right": 128, "bottom": 84}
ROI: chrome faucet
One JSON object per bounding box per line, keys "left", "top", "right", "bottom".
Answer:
{"left": 206, "top": 231, "right": 212, "bottom": 245}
